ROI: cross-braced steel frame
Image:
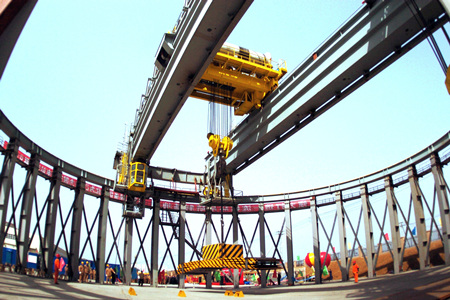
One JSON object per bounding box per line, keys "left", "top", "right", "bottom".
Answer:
{"left": 0, "top": 111, "right": 449, "bottom": 288}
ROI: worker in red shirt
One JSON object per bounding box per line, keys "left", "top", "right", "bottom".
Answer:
{"left": 54, "top": 254, "right": 61, "bottom": 284}
{"left": 352, "top": 261, "right": 359, "bottom": 283}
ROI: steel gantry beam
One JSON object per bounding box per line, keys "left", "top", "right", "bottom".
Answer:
{"left": 225, "top": 0, "right": 447, "bottom": 175}
{"left": 131, "top": 0, "right": 253, "bottom": 162}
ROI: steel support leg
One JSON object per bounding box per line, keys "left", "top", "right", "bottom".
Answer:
{"left": 96, "top": 186, "right": 110, "bottom": 284}
{"left": 205, "top": 207, "right": 212, "bottom": 288}
{"left": 430, "top": 153, "right": 450, "bottom": 265}
{"left": 0, "top": 138, "right": 18, "bottom": 263}
{"left": 151, "top": 198, "right": 160, "bottom": 287}
{"left": 408, "top": 166, "right": 429, "bottom": 270}
{"left": 123, "top": 216, "right": 133, "bottom": 285}
{"left": 285, "top": 200, "right": 294, "bottom": 286}
{"left": 69, "top": 178, "right": 85, "bottom": 282}
{"left": 385, "top": 176, "right": 402, "bottom": 274}
{"left": 259, "top": 203, "right": 267, "bottom": 287}
{"left": 336, "top": 191, "right": 348, "bottom": 281}
{"left": 178, "top": 201, "right": 186, "bottom": 289}
{"left": 360, "top": 184, "right": 375, "bottom": 278}
{"left": 310, "top": 197, "right": 322, "bottom": 284}
{"left": 232, "top": 205, "right": 239, "bottom": 289}
{"left": 43, "top": 166, "right": 62, "bottom": 278}
{"left": 17, "top": 153, "right": 40, "bottom": 273}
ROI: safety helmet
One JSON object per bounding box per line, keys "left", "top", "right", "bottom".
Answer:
{"left": 106, "top": 264, "right": 109, "bottom": 267}
{"left": 353, "top": 261, "right": 356, "bottom": 264}
{"left": 56, "top": 254, "right": 60, "bottom": 258}
{"left": 81, "top": 262, "right": 84, "bottom": 264}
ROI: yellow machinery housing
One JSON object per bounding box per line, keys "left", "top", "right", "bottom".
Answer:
{"left": 192, "top": 43, "right": 287, "bottom": 116}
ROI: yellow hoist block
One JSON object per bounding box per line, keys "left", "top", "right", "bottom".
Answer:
{"left": 225, "top": 290, "right": 234, "bottom": 296}
{"left": 208, "top": 134, "right": 221, "bottom": 157}
{"left": 178, "top": 290, "right": 187, "bottom": 297}
{"left": 208, "top": 134, "right": 233, "bottom": 158}
{"left": 221, "top": 136, "right": 233, "bottom": 158}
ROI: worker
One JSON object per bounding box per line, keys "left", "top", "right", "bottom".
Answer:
{"left": 105, "top": 264, "right": 112, "bottom": 284}
{"left": 138, "top": 270, "right": 144, "bottom": 286}
{"left": 78, "top": 262, "right": 84, "bottom": 283}
{"left": 352, "top": 261, "right": 359, "bottom": 283}
{"left": 84, "top": 262, "right": 90, "bottom": 283}
{"left": 54, "top": 254, "right": 60, "bottom": 284}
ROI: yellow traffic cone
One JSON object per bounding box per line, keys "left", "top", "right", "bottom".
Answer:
{"left": 128, "top": 287, "right": 137, "bottom": 296}
{"left": 234, "top": 290, "right": 244, "bottom": 297}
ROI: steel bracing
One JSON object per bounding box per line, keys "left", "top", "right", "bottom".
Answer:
{"left": 1, "top": 0, "right": 450, "bottom": 290}
{"left": 0, "top": 111, "right": 449, "bottom": 285}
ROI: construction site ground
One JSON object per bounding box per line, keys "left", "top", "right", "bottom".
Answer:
{"left": 1, "top": 264, "right": 449, "bottom": 300}
{"left": 2, "top": 242, "right": 449, "bottom": 299}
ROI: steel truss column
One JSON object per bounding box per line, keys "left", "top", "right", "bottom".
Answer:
{"left": 408, "top": 165, "right": 429, "bottom": 270}
{"left": 178, "top": 201, "right": 186, "bottom": 289}
{"left": 384, "top": 176, "right": 402, "bottom": 274}
{"left": 336, "top": 191, "right": 349, "bottom": 281}
{"left": 123, "top": 213, "right": 133, "bottom": 286}
{"left": 232, "top": 205, "right": 239, "bottom": 289}
{"left": 96, "top": 186, "right": 110, "bottom": 284}
{"left": 360, "top": 184, "right": 375, "bottom": 278}
{"left": 43, "top": 166, "right": 62, "bottom": 278}
{"left": 430, "top": 153, "right": 450, "bottom": 265}
{"left": 17, "top": 154, "right": 39, "bottom": 268}
{"left": 151, "top": 198, "right": 160, "bottom": 287}
{"left": 17, "top": 153, "right": 40, "bottom": 272}
{"left": 69, "top": 177, "right": 85, "bottom": 282}
{"left": 205, "top": 207, "right": 212, "bottom": 288}
{"left": 285, "top": 200, "right": 294, "bottom": 286}
{"left": 258, "top": 203, "right": 267, "bottom": 287}
{"left": 310, "top": 196, "right": 322, "bottom": 284}
{"left": 0, "top": 138, "right": 18, "bottom": 263}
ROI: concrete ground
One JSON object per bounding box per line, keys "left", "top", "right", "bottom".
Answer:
{"left": 1, "top": 265, "right": 450, "bottom": 300}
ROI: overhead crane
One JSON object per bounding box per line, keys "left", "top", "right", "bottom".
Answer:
{"left": 114, "top": 0, "right": 287, "bottom": 206}
{"left": 113, "top": 0, "right": 287, "bottom": 278}
{"left": 112, "top": 0, "right": 253, "bottom": 218}
{"left": 114, "top": 0, "right": 450, "bottom": 284}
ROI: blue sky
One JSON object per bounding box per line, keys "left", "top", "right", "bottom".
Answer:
{"left": 1, "top": 0, "right": 448, "bottom": 193}
{"left": 1, "top": 1, "right": 449, "bottom": 267}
